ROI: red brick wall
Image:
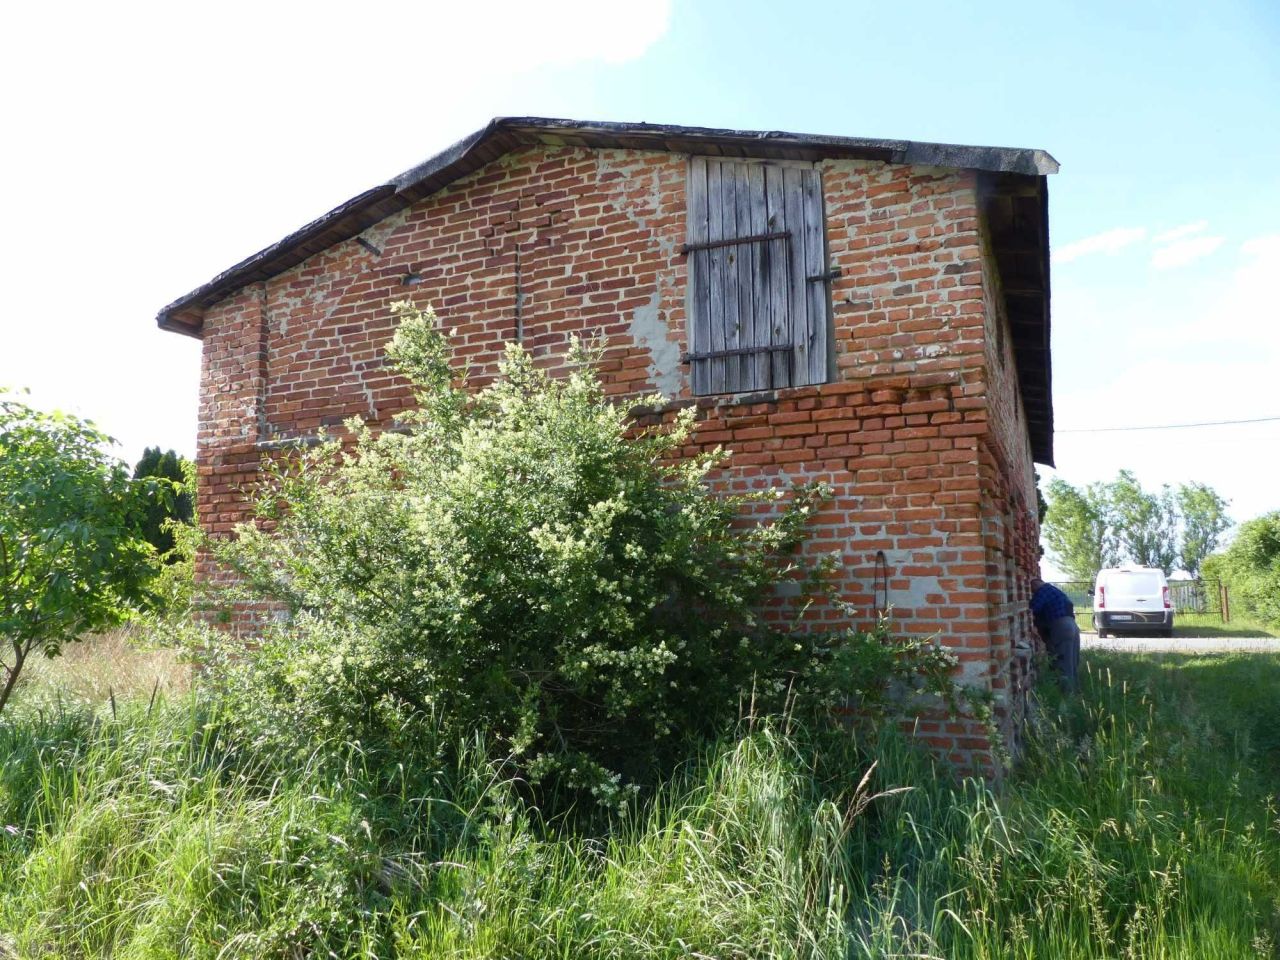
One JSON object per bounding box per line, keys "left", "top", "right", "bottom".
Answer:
{"left": 193, "top": 144, "right": 1039, "bottom": 773}
{"left": 976, "top": 211, "right": 1043, "bottom": 756}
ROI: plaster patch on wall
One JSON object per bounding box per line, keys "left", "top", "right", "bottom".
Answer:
{"left": 895, "top": 574, "right": 944, "bottom": 609}
{"left": 592, "top": 149, "right": 685, "bottom": 396}
{"left": 630, "top": 287, "right": 683, "bottom": 397}
{"left": 595, "top": 150, "right": 680, "bottom": 259}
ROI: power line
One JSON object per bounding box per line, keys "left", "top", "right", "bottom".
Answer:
{"left": 1057, "top": 414, "right": 1280, "bottom": 434}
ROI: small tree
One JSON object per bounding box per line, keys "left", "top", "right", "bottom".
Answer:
{"left": 0, "top": 393, "right": 157, "bottom": 714}
{"left": 147, "top": 459, "right": 200, "bottom": 622}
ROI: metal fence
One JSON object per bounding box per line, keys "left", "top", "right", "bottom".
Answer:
{"left": 1050, "top": 579, "right": 1231, "bottom": 622}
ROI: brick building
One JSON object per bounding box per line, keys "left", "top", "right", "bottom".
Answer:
{"left": 158, "top": 118, "right": 1057, "bottom": 772}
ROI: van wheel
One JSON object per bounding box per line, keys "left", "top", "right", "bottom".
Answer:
{"left": 1098, "top": 628, "right": 1109, "bottom": 639}
{"left": 1162, "top": 628, "right": 1174, "bottom": 638}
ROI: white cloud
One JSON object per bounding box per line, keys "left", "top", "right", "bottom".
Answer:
{"left": 1150, "top": 235, "right": 1225, "bottom": 270}
{"left": 1052, "top": 353, "right": 1280, "bottom": 522}
{"left": 1152, "top": 220, "right": 1209, "bottom": 244}
{"left": 1051, "top": 233, "right": 1280, "bottom": 525}
{"left": 1240, "top": 233, "right": 1280, "bottom": 260}
{"left": 0, "top": 0, "right": 675, "bottom": 465}
{"left": 1053, "top": 227, "right": 1147, "bottom": 264}
{"left": 1201, "top": 233, "right": 1280, "bottom": 340}
{"left": 1156, "top": 233, "right": 1280, "bottom": 350}
{"left": 1055, "top": 220, "right": 1229, "bottom": 271}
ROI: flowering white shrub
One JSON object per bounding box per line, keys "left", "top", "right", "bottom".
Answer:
{"left": 209, "top": 303, "right": 958, "bottom": 805}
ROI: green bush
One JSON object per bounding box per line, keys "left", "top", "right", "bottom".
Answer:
{"left": 1203, "top": 512, "right": 1280, "bottom": 628}
{"left": 208, "top": 303, "right": 957, "bottom": 806}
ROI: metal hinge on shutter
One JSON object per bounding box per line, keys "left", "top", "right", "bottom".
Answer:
{"left": 805, "top": 267, "right": 842, "bottom": 284}
{"left": 680, "top": 231, "right": 791, "bottom": 255}
{"left": 680, "top": 344, "right": 794, "bottom": 364}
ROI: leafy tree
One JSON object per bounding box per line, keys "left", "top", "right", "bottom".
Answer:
{"left": 0, "top": 393, "right": 158, "bottom": 714}
{"left": 1176, "top": 482, "right": 1232, "bottom": 577}
{"left": 210, "top": 303, "right": 961, "bottom": 806}
{"left": 1109, "top": 470, "right": 1179, "bottom": 572}
{"left": 1043, "top": 471, "right": 1231, "bottom": 579}
{"left": 132, "top": 446, "right": 194, "bottom": 557}
{"left": 1042, "top": 478, "right": 1117, "bottom": 581}
{"left": 1202, "top": 512, "right": 1280, "bottom": 627}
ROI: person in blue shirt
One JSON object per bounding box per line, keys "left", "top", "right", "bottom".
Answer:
{"left": 1029, "top": 577, "right": 1080, "bottom": 689}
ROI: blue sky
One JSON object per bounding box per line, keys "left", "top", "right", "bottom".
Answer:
{"left": 2, "top": 0, "right": 1277, "bottom": 550}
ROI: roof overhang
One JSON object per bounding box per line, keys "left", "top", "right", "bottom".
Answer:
{"left": 156, "top": 116, "right": 1057, "bottom": 463}
{"left": 979, "top": 172, "right": 1054, "bottom": 466}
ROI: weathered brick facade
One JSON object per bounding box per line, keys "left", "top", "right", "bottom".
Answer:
{"left": 163, "top": 119, "right": 1056, "bottom": 775}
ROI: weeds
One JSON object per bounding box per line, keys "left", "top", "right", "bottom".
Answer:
{"left": 9, "top": 628, "right": 188, "bottom": 714}
{"left": 2, "top": 652, "right": 1278, "bottom": 958}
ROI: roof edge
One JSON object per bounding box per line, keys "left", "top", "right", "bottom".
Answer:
{"left": 486, "top": 116, "right": 1060, "bottom": 176}
{"left": 156, "top": 116, "right": 1058, "bottom": 334}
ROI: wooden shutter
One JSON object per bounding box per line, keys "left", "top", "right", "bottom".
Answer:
{"left": 686, "top": 157, "right": 830, "bottom": 394}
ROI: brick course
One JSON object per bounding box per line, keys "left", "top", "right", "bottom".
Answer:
{"left": 191, "top": 143, "right": 1045, "bottom": 775}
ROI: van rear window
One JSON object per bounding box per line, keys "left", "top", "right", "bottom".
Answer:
{"left": 1109, "top": 572, "right": 1161, "bottom": 595}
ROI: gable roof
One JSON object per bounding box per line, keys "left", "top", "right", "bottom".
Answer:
{"left": 156, "top": 116, "right": 1056, "bottom": 464}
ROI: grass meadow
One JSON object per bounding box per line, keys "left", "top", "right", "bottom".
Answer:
{"left": 1, "top": 638, "right": 1278, "bottom": 958}
{"left": 9, "top": 629, "right": 189, "bottom": 713}
{"left": 1075, "top": 610, "right": 1280, "bottom": 638}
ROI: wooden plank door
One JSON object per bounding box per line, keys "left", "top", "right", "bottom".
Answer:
{"left": 686, "top": 156, "right": 830, "bottom": 394}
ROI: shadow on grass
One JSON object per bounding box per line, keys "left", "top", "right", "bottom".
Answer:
{"left": 1076, "top": 611, "right": 1279, "bottom": 639}
{"left": 1172, "top": 622, "right": 1279, "bottom": 639}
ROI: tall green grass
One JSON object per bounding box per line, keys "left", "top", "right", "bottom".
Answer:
{"left": 9, "top": 628, "right": 189, "bottom": 715}
{"left": 861, "top": 656, "right": 1280, "bottom": 958}
{"left": 3, "top": 652, "right": 1278, "bottom": 958}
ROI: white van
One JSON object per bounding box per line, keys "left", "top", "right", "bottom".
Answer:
{"left": 1092, "top": 566, "right": 1174, "bottom": 638}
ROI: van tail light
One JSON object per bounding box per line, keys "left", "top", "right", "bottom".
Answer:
{"left": 1163, "top": 586, "right": 1172, "bottom": 609}
{"left": 1097, "top": 585, "right": 1105, "bottom": 609}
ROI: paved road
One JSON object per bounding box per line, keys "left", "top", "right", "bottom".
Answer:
{"left": 1082, "top": 633, "right": 1280, "bottom": 654}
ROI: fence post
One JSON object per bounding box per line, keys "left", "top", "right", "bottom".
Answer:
{"left": 1222, "top": 582, "right": 1230, "bottom": 624}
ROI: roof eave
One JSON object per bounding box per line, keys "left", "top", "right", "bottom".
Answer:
{"left": 155, "top": 116, "right": 1058, "bottom": 336}
{"left": 1034, "top": 178, "right": 1054, "bottom": 467}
